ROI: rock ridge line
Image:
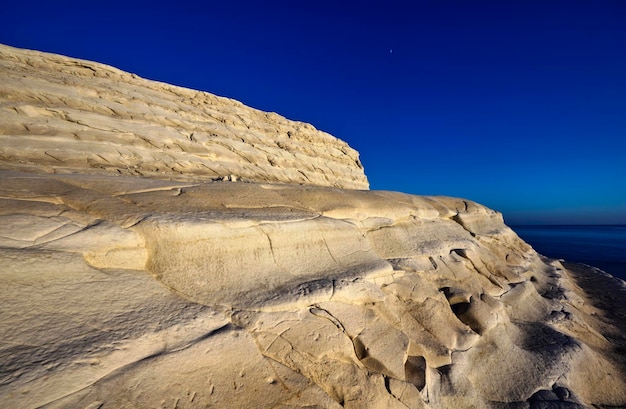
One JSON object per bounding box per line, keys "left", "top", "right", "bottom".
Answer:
{"left": 0, "top": 43, "right": 368, "bottom": 189}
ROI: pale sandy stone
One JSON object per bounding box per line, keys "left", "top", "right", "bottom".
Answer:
{"left": 0, "top": 44, "right": 625, "bottom": 409}
{"left": 0, "top": 44, "right": 367, "bottom": 189}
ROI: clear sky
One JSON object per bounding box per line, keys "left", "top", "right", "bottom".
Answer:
{"left": 2, "top": 0, "right": 625, "bottom": 224}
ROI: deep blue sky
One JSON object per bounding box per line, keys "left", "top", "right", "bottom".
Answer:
{"left": 2, "top": 1, "right": 625, "bottom": 224}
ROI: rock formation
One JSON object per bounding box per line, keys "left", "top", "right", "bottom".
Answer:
{"left": 1, "top": 44, "right": 625, "bottom": 408}
{"left": 0, "top": 44, "right": 367, "bottom": 189}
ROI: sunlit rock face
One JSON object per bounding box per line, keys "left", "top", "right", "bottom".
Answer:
{"left": 1, "top": 45, "right": 625, "bottom": 409}
{"left": 0, "top": 43, "right": 367, "bottom": 189}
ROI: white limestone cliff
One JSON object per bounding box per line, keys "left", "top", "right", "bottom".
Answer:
{"left": 0, "top": 44, "right": 625, "bottom": 409}
{"left": 0, "top": 44, "right": 367, "bottom": 189}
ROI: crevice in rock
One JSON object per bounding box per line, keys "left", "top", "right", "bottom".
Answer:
{"left": 404, "top": 355, "right": 426, "bottom": 391}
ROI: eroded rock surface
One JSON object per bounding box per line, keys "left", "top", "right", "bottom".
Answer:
{"left": 0, "top": 44, "right": 367, "bottom": 189}
{"left": 1, "top": 171, "right": 625, "bottom": 409}
{"left": 1, "top": 45, "right": 625, "bottom": 408}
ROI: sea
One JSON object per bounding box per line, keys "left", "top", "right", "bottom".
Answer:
{"left": 510, "top": 225, "right": 626, "bottom": 282}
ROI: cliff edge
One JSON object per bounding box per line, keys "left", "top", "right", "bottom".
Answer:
{"left": 0, "top": 43, "right": 367, "bottom": 189}
{"left": 0, "top": 45, "right": 625, "bottom": 409}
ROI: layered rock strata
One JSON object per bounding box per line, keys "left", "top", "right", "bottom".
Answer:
{"left": 1, "top": 171, "right": 625, "bottom": 408}
{"left": 0, "top": 45, "right": 625, "bottom": 408}
{"left": 0, "top": 43, "right": 367, "bottom": 189}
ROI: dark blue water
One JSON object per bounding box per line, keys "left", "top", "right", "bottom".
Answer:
{"left": 510, "top": 225, "right": 626, "bottom": 282}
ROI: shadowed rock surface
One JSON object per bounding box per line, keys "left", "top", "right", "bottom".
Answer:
{"left": 0, "top": 44, "right": 625, "bottom": 409}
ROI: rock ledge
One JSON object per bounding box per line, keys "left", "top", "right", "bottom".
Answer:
{"left": 0, "top": 43, "right": 368, "bottom": 189}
